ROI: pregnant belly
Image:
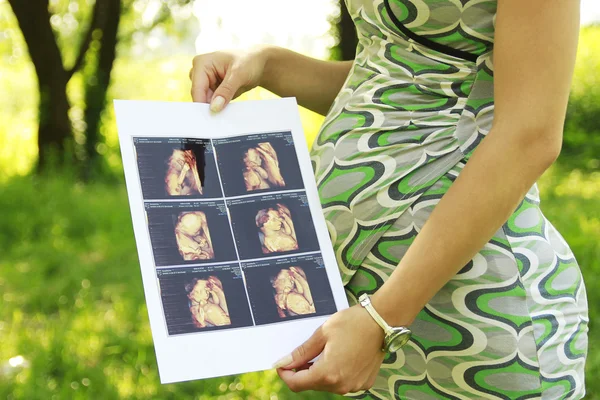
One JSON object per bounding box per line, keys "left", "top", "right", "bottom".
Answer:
{"left": 312, "top": 56, "right": 494, "bottom": 173}
{"left": 310, "top": 97, "right": 468, "bottom": 279}
{"left": 312, "top": 101, "right": 464, "bottom": 212}
{"left": 308, "top": 60, "right": 494, "bottom": 281}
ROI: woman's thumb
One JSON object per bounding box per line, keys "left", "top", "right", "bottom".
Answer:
{"left": 273, "top": 327, "right": 326, "bottom": 370}
{"left": 210, "top": 70, "right": 243, "bottom": 113}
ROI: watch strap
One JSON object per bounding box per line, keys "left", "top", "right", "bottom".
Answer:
{"left": 358, "top": 293, "right": 393, "bottom": 336}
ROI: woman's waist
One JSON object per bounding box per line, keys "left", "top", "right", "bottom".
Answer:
{"left": 318, "top": 80, "right": 494, "bottom": 155}
{"left": 317, "top": 100, "right": 464, "bottom": 154}
{"left": 313, "top": 142, "right": 465, "bottom": 230}
{"left": 345, "top": 58, "right": 477, "bottom": 101}
{"left": 328, "top": 100, "right": 466, "bottom": 125}
{"left": 330, "top": 75, "right": 472, "bottom": 128}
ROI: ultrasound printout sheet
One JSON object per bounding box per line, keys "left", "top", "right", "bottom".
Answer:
{"left": 114, "top": 98, "right": 348, "bottom": 384}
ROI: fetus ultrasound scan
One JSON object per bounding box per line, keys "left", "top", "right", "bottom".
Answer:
{"left": 227, "top": 192, "right": 319, "bottom": 260}
{"left": 133, "top": 137, "right": 222, "bottom": 200}
{"left": 145, "top": 201, "right": 236, "bottom": 267}
{"left": 255, "top": 204, "right": 299, "bottom": 255}
{"left": 242, "top": 142, "right": 286, "bottom": 191}
{"left": 242, "top": 254, "right": 337, "bottom": 325}
{"left": 271, "top": 266, "right": 316, "bottom": 317}
{"left": 157, "top": 265, "right": 253, "bottom": 335}
{"left": 213, "top": 132, "right": 303, "bottom": 197}
{"left": 165, "top": 149, "right": 203, "bottom": 196}
{"left": 174, "top": 211, "right": 215, "bottom": 261}
{"left": 185, "top": 276, "right": 231, "bottom": 328}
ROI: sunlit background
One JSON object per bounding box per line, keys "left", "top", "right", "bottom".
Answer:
{"left": 1, "top": 0, "right": 599, "bottom": 177}
{"left": 0, "top": 1, "right": 599, "bottom": 399}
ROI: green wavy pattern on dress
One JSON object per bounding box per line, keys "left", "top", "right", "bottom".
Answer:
{"left": 311, "top": 0, "right": 588, "bottom": 398}
{"left": 318, "top": 163, "right": 377, "bottom": 204}
{"left": 388, "top": 0, "right": 495, "bottom": 55}
{"left": 467, "top": 357, "right": 542, "bottom": 399}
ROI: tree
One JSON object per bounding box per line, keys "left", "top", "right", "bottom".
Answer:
{"left": 330, "top": 0, "right": 358, "bottom": 61}
{"left": 7, "top": 0, "right": 191, "bottom": 174}
{"left": 8, "top": 0, "right": 109, "bottom": 170}
{"left": 83, "top": 0, "right": 121, "bottom": 177}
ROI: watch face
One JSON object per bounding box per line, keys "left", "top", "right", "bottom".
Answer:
{"left": 385, "top": 328, "right": 411, "bottom": 353}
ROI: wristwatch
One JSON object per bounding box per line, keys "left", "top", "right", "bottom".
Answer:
{"left": 358, "top": 293, "right": 412, "bottom": 353}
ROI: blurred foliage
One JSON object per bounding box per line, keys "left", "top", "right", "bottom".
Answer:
{"left": 562, "top": 24, "right": 600, "bottom": 169}
{"left": 0, "top": 50, "right": 324, "bottom": 181}
{"left": 1, "top": 16, "right": 598, "bottom": 178}
{"left": 38, "top": 0, "right": 196, "bottom": 65}
{"left": 328, "top": 0, "right": 358, "bottom": 61}
{"left": 2, "top": 0, "right": 196, "bottom": 173}
{"left": 537, "top": 167, "right": 600, "bottom": 399}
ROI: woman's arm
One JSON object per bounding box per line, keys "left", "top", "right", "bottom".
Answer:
{"left": 260, "top": 46, "right": 353, "bottom": 115}
{"left": 276, "top": 0, "right": 581, "bottom": 394}
{"left": 371, "top": 0, "right": 580, "bottom": 326}
{"left": 190, "top": 46, "right": 353, "bottom": 115}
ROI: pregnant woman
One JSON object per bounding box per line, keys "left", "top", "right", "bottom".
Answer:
{"left": 189, "top": 1, "right": 588, "bottom": 398}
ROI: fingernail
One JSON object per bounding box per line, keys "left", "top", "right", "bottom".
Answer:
{"left": 272, "top": 354, "right": 293, "bottom": 369}
{"left": 210, "top": 96, "right": 225, "bottom": 113}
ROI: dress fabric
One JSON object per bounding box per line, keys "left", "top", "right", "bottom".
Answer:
{"left": 309, "top": 0, "right": 589, "bottom": 399}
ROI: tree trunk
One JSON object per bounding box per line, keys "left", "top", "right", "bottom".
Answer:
{"left": 337, "top": 0, "right": 358, "bottom": 61}
{"left": 8, "top": 0, "right": 72, "bottom": 170}
{"left": 84, "top": 0, "right": 121, "bottom": 178}
{"left": 38, "top": 75, "right": 72, "bottom": 169}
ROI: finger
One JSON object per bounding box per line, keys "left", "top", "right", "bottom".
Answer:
{"left": 210, "top": 67, "right": 245, "bottom": 113}
{"left": 277, "top": 364, "right": 325, "bottom": 393}
{"left": 294, "top": 362, "right": 313, "bottom": 372}
{"left": 272, "top": 327, "right": 325, "bottom": 370}
{"left": 190, "top": 67, "right": 210, "bottom": 103}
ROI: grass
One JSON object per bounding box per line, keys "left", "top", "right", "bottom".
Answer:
{"left": 0, "top": 154, "right": 598, "bottom": 399}
{"left": 0, "top": 173, "right": 339, "bottom": 400}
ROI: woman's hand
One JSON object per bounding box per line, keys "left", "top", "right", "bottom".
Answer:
{"left": 274, "top": 304, "right": 386, "bottom": 395}
{"left": 189, "top": 47, "right": 268, "bottom": 112}
{"left": 189, "top": 46, "right": 353, "bottom": 115}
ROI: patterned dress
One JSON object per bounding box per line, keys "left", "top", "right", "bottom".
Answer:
{"left": 310, "top": 0, "right": 589, "bottom": 399}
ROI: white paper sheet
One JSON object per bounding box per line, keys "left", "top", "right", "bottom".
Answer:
{"left": 114, "top": 98, "right": 348, "bottom": 384}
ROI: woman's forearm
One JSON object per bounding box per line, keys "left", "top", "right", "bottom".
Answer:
{"left": 368, "top": 0, "right": 578, "bottom": 327}
{"left": 259, "top": 46, "right": 353, "bottom": 115}
{"left": 370, "top": 126, "right": 561, "bottom": 326}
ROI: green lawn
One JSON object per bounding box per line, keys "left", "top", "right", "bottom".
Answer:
{"left": 0, "top": 156, "right": 598, "bottom": 399}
